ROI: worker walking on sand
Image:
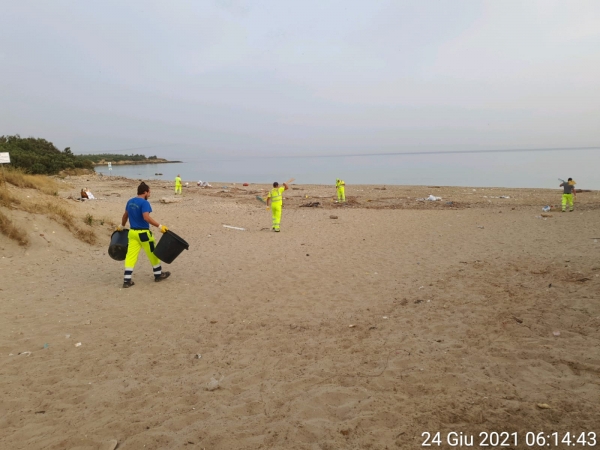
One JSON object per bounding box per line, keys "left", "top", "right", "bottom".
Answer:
{"left": 117, "top": 182, "right": 170, "bottom": 288}
{"left": 559, "top": 178, "right": 576, "bottom": 212}
{"left": 266, "top": 181, "right": 289, "bottom": 232}
{"left": 174, "top": 174, "right": 182, "bottom": 195}
{"left": 335, "top": 178, "right": 346, "bottom": 203}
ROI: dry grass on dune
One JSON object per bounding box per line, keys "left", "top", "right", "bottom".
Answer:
{"left": 0, "top": 176, "right": 97, "bottom": 245}
{"left": 84, "top": 213, "right": 116, "bottom": 228}
{"left": 0, "top": 185, "right": 20, "bottom": 208}
{"left": 1, "top": 168, "right": 61, "bottom": 195}
{"left": 0, "top": 209, "right": 29, "bottom": 246}
{"left": 40, "top": 201, "right": 97, "bottom": 245}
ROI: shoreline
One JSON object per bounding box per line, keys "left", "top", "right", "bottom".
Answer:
{"left": 93, "top": 160, "right": 182, "bottom": 166}
{"left": 89, "top": 173, "right": 595, "bottom": 192}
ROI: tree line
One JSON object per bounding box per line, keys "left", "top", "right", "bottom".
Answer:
{"left": 0, "top": 135, "right": 161, "bottom": 174}
{"left": 78, "top": 153, "right": 158, "bottom": 163}
{"left": 0, "top": 135, "right": 94, "bottom": 175}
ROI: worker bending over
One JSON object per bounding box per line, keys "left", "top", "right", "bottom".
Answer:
{"left": 559, "top": 178, "right": 576, "bottom": 212}
{"left": 336, "top": 178, "right": 346, "bottom": 203}
{"left": 266, "top": 181, "right": 289, "bottom": 232}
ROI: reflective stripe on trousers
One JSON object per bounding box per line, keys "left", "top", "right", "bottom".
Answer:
{"left": 124, "top": 229, "right": 162, "bottom": 281}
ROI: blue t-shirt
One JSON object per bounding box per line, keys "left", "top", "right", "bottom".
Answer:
{"left": 126, "top": 197, "right": 152, "bottom": 229}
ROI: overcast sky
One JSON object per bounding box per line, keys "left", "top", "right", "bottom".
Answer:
{"left": 2, "top": 0, "right": 599, "bottom": 162}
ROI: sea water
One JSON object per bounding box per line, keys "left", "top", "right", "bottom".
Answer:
{"left": 94, "top": 149, "right": 600, "bottom": 189}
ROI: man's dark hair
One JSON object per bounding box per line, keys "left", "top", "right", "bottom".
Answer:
{"left": 568, "top": 178, "right": 573, "bottom": 181}
{"left": 273, "top": 182, "right": 279, "bottom": 187}
{"left": 138, "top": 182, "right": 150, "bottom": 195}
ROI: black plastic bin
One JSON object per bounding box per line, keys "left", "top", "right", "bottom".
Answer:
{"left": 154, "top": 230, "right": 189, "bottom": 264}
{"left": 108, "top": 229, "right": 129, "bottom": 261}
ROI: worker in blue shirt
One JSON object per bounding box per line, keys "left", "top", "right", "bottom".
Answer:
{"left": 117, "top": 182, "right": 170, "bottom": 288}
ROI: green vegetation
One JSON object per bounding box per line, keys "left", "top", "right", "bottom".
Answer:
{"left": 78, "top": 153, "right": 159, "bottom": 163}
{"left": 0, "top": 135, "right": 94, "bottom": 175}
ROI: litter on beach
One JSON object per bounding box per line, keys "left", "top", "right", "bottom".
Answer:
{"left": 223, "top": 225, "right": 246, "bottom": 231}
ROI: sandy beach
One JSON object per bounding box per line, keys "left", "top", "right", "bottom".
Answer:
{"left": 1, "top": 175, "right": 599, "bottom": 449}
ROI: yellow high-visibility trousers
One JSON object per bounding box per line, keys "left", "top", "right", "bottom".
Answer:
{"left": 175, "top": 184, "right": 182, "bottom": 194}
{"left": 124, "top": 229, "right": 162, "bottom": 282}
{"left": 271, "top": 203, "right": 282, "bottom": 231}
{"left": 337, "top": 187, "right": 345, "bottom": 202}
{"left": 562, "top": 194, "right": 574, "bottom": 211}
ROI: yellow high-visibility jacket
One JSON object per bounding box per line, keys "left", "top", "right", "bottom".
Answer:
{"left": 267, "top": 187, "right": 285, "bottom": 205}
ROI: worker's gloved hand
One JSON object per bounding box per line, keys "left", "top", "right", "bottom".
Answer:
{"left": 158, "top": 224, "right": 168, "bottom": 233}
{"left": 116, "top": 225, "right": 123, "bottom": 232}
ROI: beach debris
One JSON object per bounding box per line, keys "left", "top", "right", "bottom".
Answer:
{"left": 223, "top": 225, "right": 245, "bottom": 231}
{"left": 426, "top": 195, "right": 442, "bottom": 201}
{"left": 160, "top": 197, "right": 182, "bottom": 204}
{"left": 349, "top": 324, "right": 356, "bottom": 328}
{"left": 542, "top": 206, "right": 551, "bottom": 212}
{"left": 513, "top": 316, "right": 523, "bottom": 324}
{"left": 445, "top": 201, "right": 453, "bottom": 205}
{"left": 537, "top": 403, "right": 551, "bottom": 409}
{"left": 18, "top": 351, "right": 32, "bottom": 356}
{"left": 103, "top": 439, "right": 119, "bottom": 450}
{"left": 194, "top": 354, "right": 202, "bottom": 359}
{"left": 541, "top": 214, "right": 553, "bottom": 218}
{"left": 300, "top": 202, "right": 320, "bottom": 207}
{"left": 243, "top": 182, "right": 249, "bottom": 186}
{"left": 205, "top": 375, "right": 224, "bottom": 391}
{"left": 43, "top": 343, "right": 49, "bottom": 349}
{"left": 329, "top": 215, "right": 338, "bottom": 219}
{"left": 75, "top": 342, "right": 82, "bottom": 347}
{"left": 382, "top": 316, "right": 388, "bottom": 319}
{"left": 477, "top": 225, "right": 484, "bottom": 229}
{"left": 552, "top": 331, "right": 560, "bottom": 337}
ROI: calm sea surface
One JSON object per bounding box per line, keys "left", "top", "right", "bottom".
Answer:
{"left": 94, "top": 149, "right": 600, "bottom": 190}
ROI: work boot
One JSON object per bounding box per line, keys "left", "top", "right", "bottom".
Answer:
{"left": 155, "top": 272, "right": 171, "bottom": 282}
{"left": 123, "top": 281, "right": 135, "bottom": 288}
